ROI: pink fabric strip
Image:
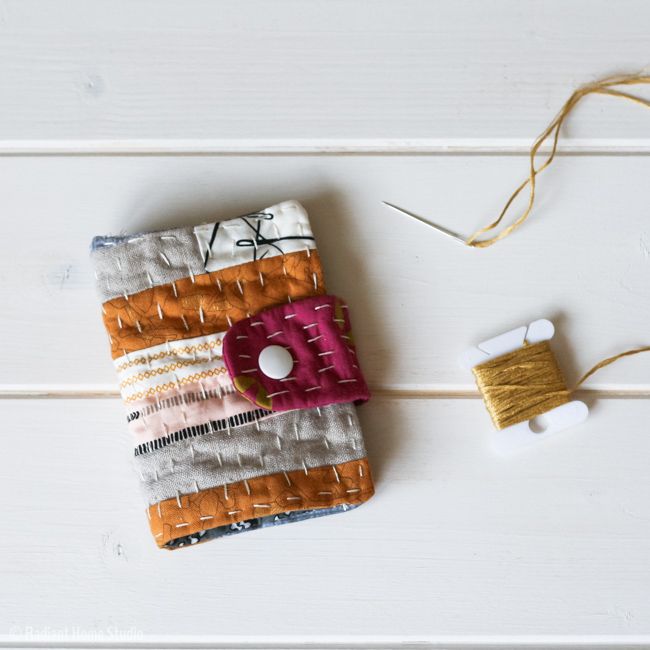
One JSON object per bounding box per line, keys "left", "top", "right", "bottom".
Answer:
{"left": 127, "top": 376, "right": 260, "bottom": 445}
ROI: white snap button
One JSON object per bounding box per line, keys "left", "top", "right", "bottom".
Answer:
{"left": 258, "top": 345, "right": 294, "bottom": 379}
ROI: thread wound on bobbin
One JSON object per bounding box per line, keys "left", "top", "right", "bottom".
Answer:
{"left": 472, "top": 340, "right": 571, "bottom": 430}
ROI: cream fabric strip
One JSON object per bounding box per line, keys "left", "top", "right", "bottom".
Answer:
{"left": 115, "top": 331, "right": 229, "bottom": 402}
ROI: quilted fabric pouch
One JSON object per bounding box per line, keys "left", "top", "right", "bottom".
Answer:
{"left": 91, "top": 200, "right": 374, "bottom": 549}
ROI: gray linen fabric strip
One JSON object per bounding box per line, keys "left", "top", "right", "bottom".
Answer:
{"left": 135, "top": 402, "right": 367, "bottom": 506}
{"left": 92, "top": 225, "right": 205, "bottom": 302}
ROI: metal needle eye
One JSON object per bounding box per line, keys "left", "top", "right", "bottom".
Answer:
{"left": 381, "top": 201, "right": 468, "bottom": 246}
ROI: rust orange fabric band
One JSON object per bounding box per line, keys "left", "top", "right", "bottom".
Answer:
{"left": 104, "top": 250, "right": 325, "bottom": 359}
{"left": 148, "top": 457, "right": 374, "bottom": 548}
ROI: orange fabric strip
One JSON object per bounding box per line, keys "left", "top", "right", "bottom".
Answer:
{"left": 103, "top": 250, "right": 325, "bottom": 359}
{"left": 148, "top": 457, "right": 374, "bottom": 548}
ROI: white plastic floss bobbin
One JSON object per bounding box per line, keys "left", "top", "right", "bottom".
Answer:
{"left": 461, "top": 318, "right": 589, "bottom": 455}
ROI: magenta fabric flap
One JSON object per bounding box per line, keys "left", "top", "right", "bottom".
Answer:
{"left": 222, "top": 295, "right": 370, "bottom": 412}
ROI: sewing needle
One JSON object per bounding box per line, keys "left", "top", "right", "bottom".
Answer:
{"left": 381, "top": 201, "right": 467, "bottom": 246}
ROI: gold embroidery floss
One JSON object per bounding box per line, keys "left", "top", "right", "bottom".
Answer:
{"left": 463, "top": 319, "right": 649, "bottom": 454}
{"left": 473, "top": 341, "right": 570, "bottom": 431}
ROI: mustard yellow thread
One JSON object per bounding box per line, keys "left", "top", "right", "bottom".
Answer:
{"left": 473, "top": 340, "right": 650, "bottom": 430}
{"left": 473, "top": 341, "right": 570, "bottom": 430}
{"left": 466, "top": 74, "right": 650, "bottom": 247}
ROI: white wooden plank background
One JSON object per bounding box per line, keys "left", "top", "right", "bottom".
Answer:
{"left": 1, "top": 1, "right": 650, "bottom": 648}
{"left": 0, "top": 0, "right": 650, "bottom": 151}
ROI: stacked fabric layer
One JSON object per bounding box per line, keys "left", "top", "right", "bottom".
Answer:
{"left": 91, "top": 200, "right": 374, "bottom": 549}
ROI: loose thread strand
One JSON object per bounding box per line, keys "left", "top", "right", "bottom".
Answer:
{"left": 466, "top": 74, "right": 650, "bottom": 248}
{"left": 575, "top": 345, "right": 650, "bottom": 388}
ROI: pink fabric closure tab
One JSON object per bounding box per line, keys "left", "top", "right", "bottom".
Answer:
{"left": 222, "top": 295, "right": 370, "bottom": 411}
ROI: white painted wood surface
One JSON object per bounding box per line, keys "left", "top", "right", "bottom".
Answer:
{"left": 0, "top": 0, "right": 650, "bottom": 151}
{"left": 1, "top": 1, "right": 650, "bottom": 647}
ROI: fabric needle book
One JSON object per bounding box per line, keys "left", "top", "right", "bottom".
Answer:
{"left": 91, "top": 200, "right": 374, "bottom": 549}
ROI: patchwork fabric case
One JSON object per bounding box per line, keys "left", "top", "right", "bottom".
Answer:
{"left": 91, "top": 200, "right": 374, "bottom": 549}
